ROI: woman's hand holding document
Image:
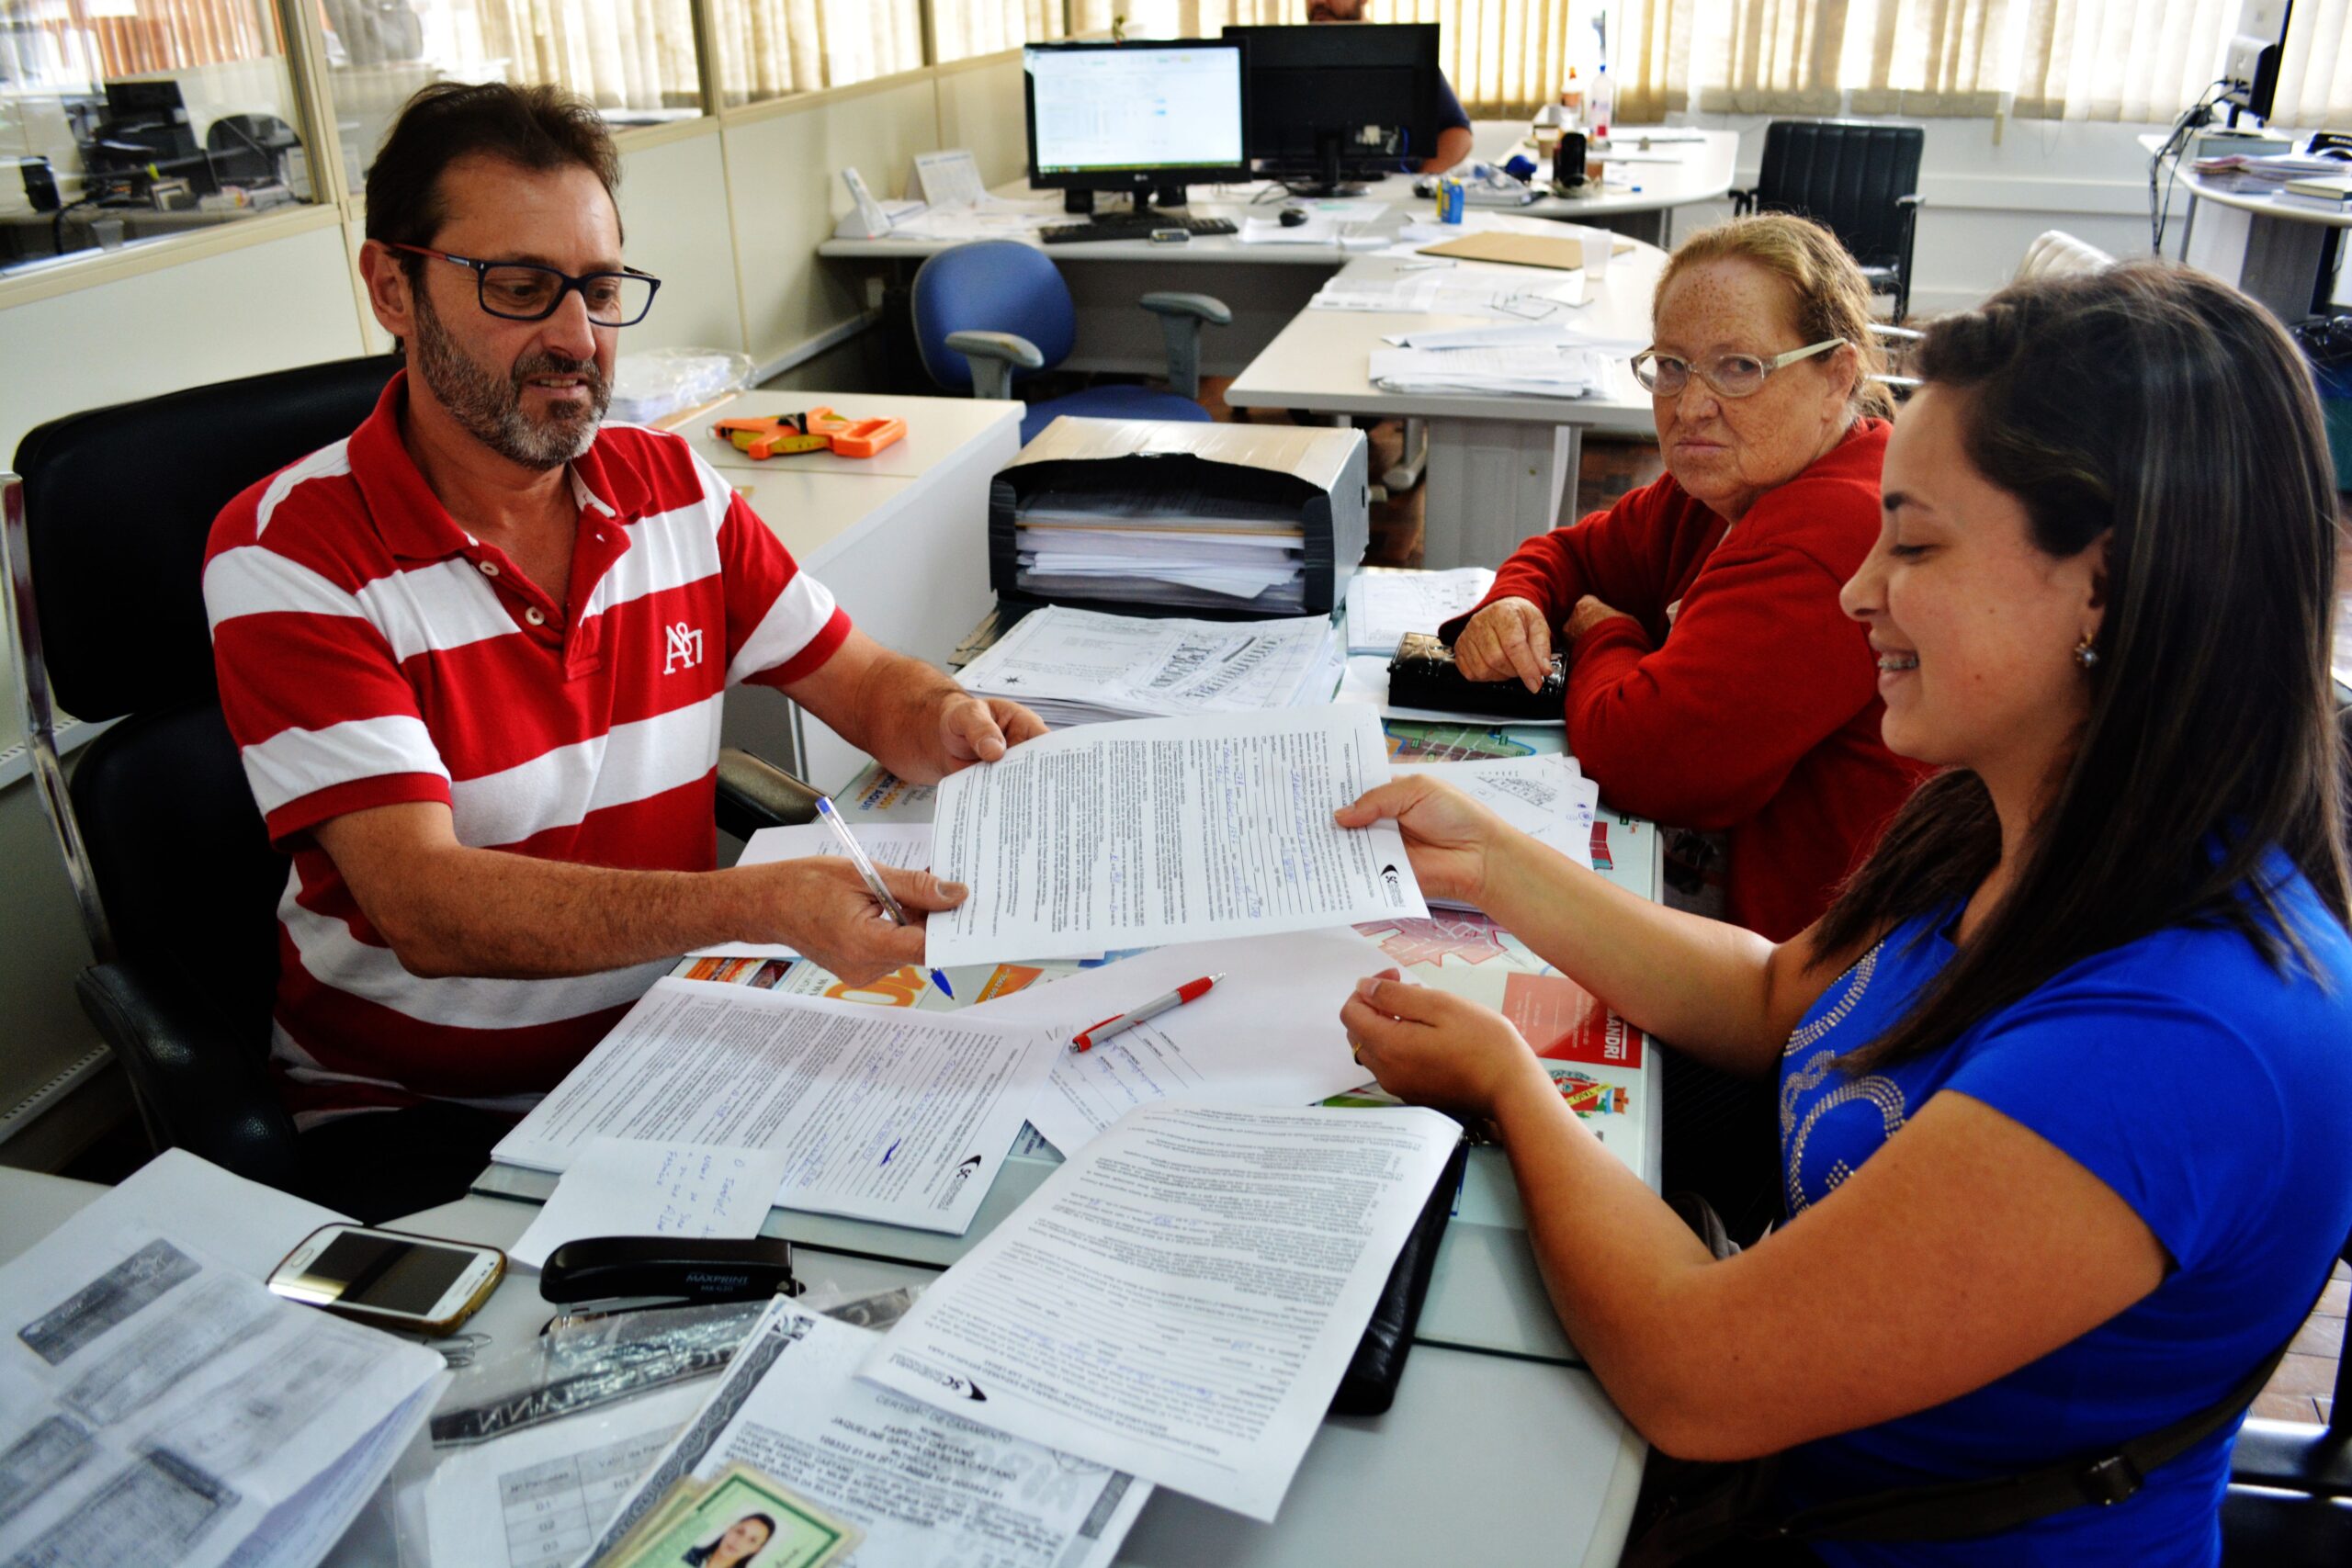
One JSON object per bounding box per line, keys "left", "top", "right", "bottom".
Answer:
{"left": 924, "top": 705, "right": 1429, "bottom": 968}
{"left": 861, "top": 1101, "right": 1462, "bottom": 1523}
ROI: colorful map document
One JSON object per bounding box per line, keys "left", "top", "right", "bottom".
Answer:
{"left": 492, "top": 980, "right": 1055, "bottom": 1235}
{"left": 862, "top": 1101, "right": 1461, "bottom": 1522}
{"left": 925, "top": 706, "right": 1428, "bottom": 967}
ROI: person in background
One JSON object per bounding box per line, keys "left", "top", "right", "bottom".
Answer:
{"left": 1340, "top": 262, "right": 2352, "bottom": 1565}
{"left": 1307, "top": 0, "right": 1475, "bottom": 173}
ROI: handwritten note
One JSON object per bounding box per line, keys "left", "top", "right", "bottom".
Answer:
{"left": 510, "top": 1139, "right": 790, "bottom": 1269}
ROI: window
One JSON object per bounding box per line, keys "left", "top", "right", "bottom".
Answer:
{"left": 707, "top": 0, "right": 923, "bottom": 106}
{"left": 0, "top": 0, "right": 318, "bottom": 276}
{"left": 319, "top": 0, "right": 706, "bottom": 195}
{"left": 933, "top": 0, "right": 1066, "bottom": 63}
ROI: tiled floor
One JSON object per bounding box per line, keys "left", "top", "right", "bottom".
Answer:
{"left": 2257, "top": 1258, "right": 2347, "bottom": 1426}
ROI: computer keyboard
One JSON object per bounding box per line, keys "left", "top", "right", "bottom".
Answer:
{"left": 1040, "top": 216, "right": 1238, "bottom": 244}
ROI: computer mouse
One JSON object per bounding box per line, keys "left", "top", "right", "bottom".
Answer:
{"left": 1279, "top": 205, "right": 1309, "bottom": 227}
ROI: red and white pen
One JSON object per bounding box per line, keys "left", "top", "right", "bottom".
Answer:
{"left": 1072, "top": 974, "right": 1226, "bottom": 1053}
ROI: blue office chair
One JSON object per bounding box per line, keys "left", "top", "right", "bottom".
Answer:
{"left": 910, "top": 240, "right": 1229, "bottom": 443}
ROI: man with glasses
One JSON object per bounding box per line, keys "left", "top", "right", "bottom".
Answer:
{"left": 202, "top": 83, "right": 1045, "bottom": 1214}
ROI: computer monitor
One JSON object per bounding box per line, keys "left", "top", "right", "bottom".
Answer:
{"left": 1224, "top": 23, "right": 1440, "bottom": 197}
{"left": 1023, "top": 40, "right": 1250, "bottom": 214}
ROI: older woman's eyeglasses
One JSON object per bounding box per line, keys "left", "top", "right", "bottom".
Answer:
{"left": 1630, "top": 338, "right": 1845, "bottom": 399}
{"left": 384, "top": 243, "right": 662, "bottom": 327}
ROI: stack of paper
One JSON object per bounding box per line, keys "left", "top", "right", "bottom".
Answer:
{"left": 1311, "top": 264, "right": 1589, "bottom": 321}
{"left": 955, "top": 604, "right": 1341, "bottom": 726}
{"left": 1013, "top": 481, "right": 1310, "bottom": 611}
{"left": 1367, "top": 340, "right": 1613, "bottom": 398}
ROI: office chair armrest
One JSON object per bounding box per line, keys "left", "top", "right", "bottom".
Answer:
{"left": 944, "top": 330, "right": 1043, "bottom": 402}
{"left": 1138, "top": 291, "right": 1233, "bottom": 326}
{"left": 716, "top": 745, "right": 822, "bottom": 840}
{"left": 1896, "top": 193, "right": 1928, "bottom": 208}
{"left": 1730, "top": 187, "right": 1757, "bottom": 217}
{"left": 75, "top": 961, "right": 303, "bottom": 1191}
{"left": 2231, "top": 1417, "right": 2352, "bottom": 1497}
{"left": 1136, "top": 292, "right": 1233, "bottom": 401}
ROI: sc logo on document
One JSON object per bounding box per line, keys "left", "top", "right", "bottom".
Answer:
{"left": 663, "top": 620, "right": 705, "bottom": 673}
{"left": 1381, "top": 863, "right": 1407, "bottom": 907}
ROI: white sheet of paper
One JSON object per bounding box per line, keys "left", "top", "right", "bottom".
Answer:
{"left": 92, "top": 1147, "right": 349, "bottom": 1279}
{"left": 422, "top": 1378, "right": 708, "bottom": 1568}
{"left": 584, "top": 1301, "right": 1148, "bottom": 1568}
{"left": 955, "top": 605, "right": 1338, "bottom": 722}
{"left": 692, "top": 822, "right": 934, "bottom": 960}
{"left": 509, "top": 1140, "right": 793, "bottom": 1269}
{"left": 492, "top": 979, "right": 1055, "bottom": 1235}
{"left": 966, "top": 929, "right": 1395, "bottom": 1155}
{"left": 1393, "top": 755, "right": 1599, "bottom": 899}
{"left": 925, "top": 705, "right": 1428, "bottom": 966}
{"left": 1345, "top": 568, "right": 1496, "bottom": 654}
{"left": 910, "top": 148, "right": 987, "bottom": 206}
{"left": 863, "top": 1102, "right": 1461, "bottom": 1522}
{"left": 0, "top": 1216, "right": 444, "bottom": 1568}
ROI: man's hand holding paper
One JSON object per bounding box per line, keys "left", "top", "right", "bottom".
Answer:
{"left": 923, "top": 705, "right": 1430, "bottom": 967}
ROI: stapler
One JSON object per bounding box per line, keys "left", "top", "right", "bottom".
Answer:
{"left": 539, "top": 1235, "right": 800, "bottom": 1308}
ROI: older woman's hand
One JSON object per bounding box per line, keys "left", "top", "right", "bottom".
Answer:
{"left": 1340, "top": 969, "right": 1551, "bottom": 1121}
{"left": 1453, "top": 597, "right": 1556, "bottom": 692}
{"left": 1334, "top": 774, "right": 1513, "bottom": 907}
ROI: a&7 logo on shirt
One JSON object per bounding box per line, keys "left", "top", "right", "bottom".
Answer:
{"left": 663, "top": 621, "right": 704, "bottom": 673}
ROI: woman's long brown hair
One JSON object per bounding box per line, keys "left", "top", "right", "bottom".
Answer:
{"left": 1810, "top": 263, "right": 2349, "bottom": 1072}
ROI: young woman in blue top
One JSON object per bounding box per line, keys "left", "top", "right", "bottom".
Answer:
{"left": 1335, "top": 261, "right": 2352, "bottom": 1565}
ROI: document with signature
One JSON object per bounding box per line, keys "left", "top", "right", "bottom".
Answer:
{"left": 492, "top": 979, "right": 1054, "bottom": 1235}
{"left": 925, "top": 705, "right": 1427, "bottom": 967}
{"left": 862, "top": 1101, "right": 1461, "bottom": 1521}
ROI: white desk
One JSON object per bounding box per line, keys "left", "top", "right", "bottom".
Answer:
{"left": 2143, "top": 133, "right": 2352, "bottom": 321}
{"left": 666, "top": 390, "right": 1023, "bottom": 787}
{"left": 817, "top": 125, "right": 1734, "bottom": 378}
{"left": 1224, "top": 248, "right": 1667, "bottom": 569}
{"left": 0, "top": 1167, "right": 1646, "bottom": 1568}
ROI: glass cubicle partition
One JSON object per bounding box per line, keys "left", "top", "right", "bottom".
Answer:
{"left": 319, "top": 0, "right": 707, "bottom": 195}
{"left": 0, "top": 0, "right": 319, "bottom": 276}
{"left": 707, "top": 0, "right": 922, "bottom": 106}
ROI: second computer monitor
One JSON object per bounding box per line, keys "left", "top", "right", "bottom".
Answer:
{"left": 1023, "top": 40, "right": 1250, "bottom": 213}
{"left": 1226, "top": 22, "right": 1440, "bottom": 196}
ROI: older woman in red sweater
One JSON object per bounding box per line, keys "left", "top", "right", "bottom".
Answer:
{"left": 1447, "top": 214, "right": 1929, "bottom": 943}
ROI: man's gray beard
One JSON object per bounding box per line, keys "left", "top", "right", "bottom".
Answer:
{"left": 410, "top": 286, "right": 609, "bottom": 470}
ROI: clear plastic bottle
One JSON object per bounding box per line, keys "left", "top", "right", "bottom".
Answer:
{"left": 1588, "top": 63, "right": 1614, "bottom": 143}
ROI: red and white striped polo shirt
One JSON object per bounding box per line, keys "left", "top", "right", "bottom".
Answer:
{"left": 204, "top": 371, "right": 851, "bottom": 1125}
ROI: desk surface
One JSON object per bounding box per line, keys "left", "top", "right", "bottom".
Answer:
{"left": 0, "top": 1165, "right": 1645, "bottom": 1568}
{"left": 2140, "top": 132, "right": 2352, "bottom": 229}
{"left": 1223, "top": 249, "right": 1665, "bottom": 429}
{"left": 817, "top": 125, "right": 1738, "bottom": 263}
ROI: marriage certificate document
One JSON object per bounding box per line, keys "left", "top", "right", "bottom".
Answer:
{"left": 924, "top": 705, "right": 1428, "bottom": 966}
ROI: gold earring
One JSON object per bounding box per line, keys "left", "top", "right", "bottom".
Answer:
{"left": 2074, "top": 631, "right": 2099, "bottom": 670}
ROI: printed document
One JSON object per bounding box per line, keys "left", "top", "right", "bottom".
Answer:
{"left": 690, "top": 823, "right": 933, "bottom": 961}
{"left": 1345, "top": 567, "right": 1496, "bottom": 654}
{"left": 924, "top": 705, "right": 1428, "bottom": 966}
{"left": 492, "top": 979, "right": 1055, "bottom": 1235}
{"left": 424, "top": 1379, "right": 710, "bottom": 1568}
{"left": 955, "top": 604, "right": 1339, "bottom": 725}
{"left": 511, "top": 1141, "right": 794, "bottom": 1269}
{"left": 585, "top": 1301, "right": 1148, "bottom": 1568}
{"left": 967, "top": 929, "right": 1394, "bottom": 1156}
{"left": 863, "top": 1102, "right": 1462, "bottom": 1521}
{"left": 0, "top": 1215, "right": 444, "bottom": 1568}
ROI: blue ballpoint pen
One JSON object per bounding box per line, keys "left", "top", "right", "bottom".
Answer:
{"left": 813, "top": 795, "right": 955, "bottom": 998}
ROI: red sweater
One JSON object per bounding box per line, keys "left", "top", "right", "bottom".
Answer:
{"left": 1442, "top": 419, "right": 1929, "bottom": 941}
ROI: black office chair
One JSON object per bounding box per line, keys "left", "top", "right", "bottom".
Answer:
{"left": 3, "top": 358, "right": 816, "bottom": 1202}
{"left": 2222, "top": 1233, "right": 2352, "bottom": 1563}
{"left": 1733, "top": 120, "right": 1926, "bottom": 323}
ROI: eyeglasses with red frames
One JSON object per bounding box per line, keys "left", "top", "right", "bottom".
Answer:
{"left": 384, "top": 242, "right": 662, "bottom": 327}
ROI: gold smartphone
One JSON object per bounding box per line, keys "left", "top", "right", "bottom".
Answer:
{"left": 266, "top": 1223, "right": 505, "bottom": 1336}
